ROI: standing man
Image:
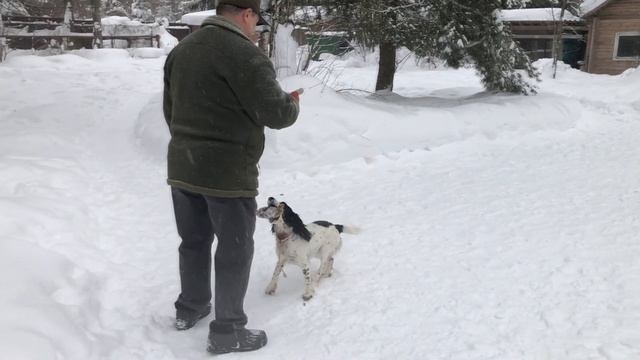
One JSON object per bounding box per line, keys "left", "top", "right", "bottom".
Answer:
{"left": 163, "top": 0, "right": 300, "bottom": 354}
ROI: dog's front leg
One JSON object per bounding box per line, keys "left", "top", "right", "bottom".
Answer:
{"left": 265, "top": 258, "right": 286, "bottom": 295}
{"left": 301, "top": 263, "right": 315, "bottom": 301}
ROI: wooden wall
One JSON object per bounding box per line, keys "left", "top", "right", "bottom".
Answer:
{"left": 596, "top": 0, "right": 640, "bottom": 19}
{"left": 585, "top": 0, "right": 640, "bottom": 74}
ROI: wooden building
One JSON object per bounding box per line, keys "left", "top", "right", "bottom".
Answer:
{"left": 583, "top": 0, "right": 640, "bottom": 74}
{"left": 500, "top": 8, "right": 588, "bottom": 68}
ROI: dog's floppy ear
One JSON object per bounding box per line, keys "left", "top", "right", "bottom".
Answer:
{"left": 280, "top": 202, "right": 311, "bottom": 241}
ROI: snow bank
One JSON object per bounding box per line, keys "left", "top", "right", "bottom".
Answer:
{"left": 135, "top": 92, "right": 168, "bottom": 161}
{"left": 1, "top": 53, "right": 96, "bottom": 69}
{"left": 129, "top": 47, "right": 167, "bottom": 58}
{"left": 533, "top": 58, "right": 575, "bottom": 77}
{"left": 136, "top": 70, "right": 581, "bottom": 170}
{"left": 274, "top": 23, "right": 298, "bottom": 77}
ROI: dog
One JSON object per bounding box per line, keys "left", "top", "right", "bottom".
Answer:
{"left": 256, "top": 197, "right": 359, "bottom": 301}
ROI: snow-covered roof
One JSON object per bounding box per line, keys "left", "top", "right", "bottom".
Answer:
{"left": 499, "top": 8, "right": 582, "bottom": 22}
{"left": 180, "top": 10, "right": 216, "bottom": 26}
{"left": 580, "top": 0, "right": 611, "bottom": 16}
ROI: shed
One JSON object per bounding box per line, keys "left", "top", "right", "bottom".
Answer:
{"left": 499, "top": 8, "right": 588, "bottom": 68}
{"left": 582, "top": 0, "right": 640, "bottom": 74}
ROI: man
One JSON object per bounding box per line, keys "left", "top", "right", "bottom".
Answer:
{"left": 162, "top": 0, "right": 300, "bottom": 354}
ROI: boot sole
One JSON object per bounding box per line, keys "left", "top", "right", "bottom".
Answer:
{"left": 206, "top": 337, "right": 267, "bottom": 354}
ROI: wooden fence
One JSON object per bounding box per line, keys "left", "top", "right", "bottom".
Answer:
{"left": 2, "top": 34, "right": 161, "bottom": 50}
{"left": 0, "top": 15, "right": 162, "bottom": 56}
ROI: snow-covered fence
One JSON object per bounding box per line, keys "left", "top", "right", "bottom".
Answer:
{"left": 0, "top": 15, "right": 167, "bottom": 51}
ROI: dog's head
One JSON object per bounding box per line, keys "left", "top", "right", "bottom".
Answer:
{"left": 257, "top": 197, "right": 312, "bottom": 241}
{"left": 257, "top": 197, "right": 283, "bottom": 223}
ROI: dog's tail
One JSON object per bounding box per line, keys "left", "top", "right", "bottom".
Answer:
{"left": 335, "top": 224, "right": 361, "bottom": 235}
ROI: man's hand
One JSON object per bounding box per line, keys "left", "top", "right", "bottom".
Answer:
{"left": 289, "top": 88, "right": 304, "bottom": 103}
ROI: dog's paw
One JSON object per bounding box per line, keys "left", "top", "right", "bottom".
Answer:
{"left": 302, "top": 294, "right": 313, "bottom": 301}
{"left": 265, "top": 286, "right": 277, "bottom": 295}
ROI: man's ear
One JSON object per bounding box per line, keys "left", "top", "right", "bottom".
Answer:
{"left": 243, "top": 8, "right": 253, "bottom": 22}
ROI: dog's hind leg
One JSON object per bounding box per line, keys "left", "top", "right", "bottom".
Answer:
{"left": 301, "top": 262, "right": 315, "bottom": 301}
{"left": 265, "top": 258, "right": 286, "bottom": 295}
{"left": 320, "top": 255, "right": 335, "bottom": 278}
{"left": 319, "top": 246, "right": 336, "bottom": 279}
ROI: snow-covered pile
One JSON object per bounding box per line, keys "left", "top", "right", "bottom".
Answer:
{"left": 101, "top": 16, "right": 178, "bottom": 50}
{"left": 1, "top": 50, "right": 640, "bottom": 359}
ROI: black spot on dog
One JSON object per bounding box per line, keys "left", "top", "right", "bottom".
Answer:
{"left": 313, "top": 221, "right": 344, "bottom": 233}
{"left": 281, "top": 203, "right": 311, "bottom": 241}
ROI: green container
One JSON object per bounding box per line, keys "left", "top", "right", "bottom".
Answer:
{"left": 307, "top": 34, "right": 353, "bottom": 60}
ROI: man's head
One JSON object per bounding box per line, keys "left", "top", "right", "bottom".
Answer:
{"left": 216, "top": 0, "right": 268, "bottom": 39}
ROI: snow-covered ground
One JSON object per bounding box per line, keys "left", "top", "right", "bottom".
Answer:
{"left": 1, "top": 49, "right": 639, "bottom": 359}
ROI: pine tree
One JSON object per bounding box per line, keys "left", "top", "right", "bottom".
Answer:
{"left": 157, "top": 0, "right": 180, "bottom": 21}
{"left": 328, "top": 0, "right": 539, "bottom": 94}
{"left": 132, "top": 0, "right": 154, "bottom": 21}
{"left": 0, "top": 0, "right": 30, "bottom": 16}
{"left": 501, "top": 0, "right": 532, "bottom": 8}
{"left": 104, "top": 0, "right": 129, "bottom": 17}
{"left": 179, "top": 0, "right": 215, "bottom": 13}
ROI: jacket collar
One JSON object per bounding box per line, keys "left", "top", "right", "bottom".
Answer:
{"left": 201, "top": 15, "right": 251, "bottom": 42}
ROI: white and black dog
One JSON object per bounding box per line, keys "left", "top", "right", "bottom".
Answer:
{"left": 257, "top": 197, "right": 359, "bottom": 301}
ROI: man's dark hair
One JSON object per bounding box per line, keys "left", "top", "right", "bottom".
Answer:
{"left": 216, "top": 3, "right": 246, "bottom": 16}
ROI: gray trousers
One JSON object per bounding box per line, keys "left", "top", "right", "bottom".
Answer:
{"left": 171, "top": 187, "right": 256, "bottom": 331}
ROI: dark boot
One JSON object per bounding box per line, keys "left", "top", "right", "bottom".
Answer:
{"left": 175, "top": 303, "right": 211, "bottom": 331}
{"left": 207, "top": 325, "right": 267, "bottom": 354}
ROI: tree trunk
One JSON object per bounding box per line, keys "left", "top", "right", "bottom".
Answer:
{"left": 552, "top": 1, "right": 566, "bottom": 79}
{"left": 0, "top": 15, "right": 6, "bottom": 62}
{"left": 375, "top": 41, "right": 396, "bottom": 92}
{"left": 258, "top": 31, "right": 270, "bottom": 55}
{"left": 91, "top": 0, "right": 102, "bottom": 48}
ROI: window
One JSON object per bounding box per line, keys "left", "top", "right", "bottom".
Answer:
{"left": 614, "top": 32, "right": 640, "bottom": 60}
{"left": 515, "top": 38, "right": 553, "bottom": 61}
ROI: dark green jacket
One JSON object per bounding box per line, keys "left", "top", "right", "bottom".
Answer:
{"left": 163, "top": 16, "right": 299, "bottom": 198}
